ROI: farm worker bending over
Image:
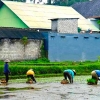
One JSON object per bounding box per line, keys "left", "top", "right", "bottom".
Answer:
{"left": 63, "top": 69, "right": 76, "bottom": 83}
{"left": 91, "top": 70, "right": 100, "bottom": 84}
{"left": 26, "top": 69, "right": 37, "bottom": 83}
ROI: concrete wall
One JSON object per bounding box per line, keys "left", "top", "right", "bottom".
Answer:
{"left": 51, "top": 20, "right": 57, "bottom": 32}
{"left": 51, "top": 18, "right": 78, "bottom": 33}
{"left": 0, "top": 39, "right": 42, "bottom": 60}
{"left": 48, "top": 32, "right": 100, "bottom": 62}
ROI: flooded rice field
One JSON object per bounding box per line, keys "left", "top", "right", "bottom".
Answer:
{"left": 0, "top": 75, "right": 100, "bottom": 100}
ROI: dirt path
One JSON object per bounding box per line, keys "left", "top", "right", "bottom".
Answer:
{"left": 0, "top": 81, "right": 100, "bottom": 100}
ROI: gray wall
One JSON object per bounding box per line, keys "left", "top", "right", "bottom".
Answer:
{"left": 48, "top": 32, "right": 100, "bottom": 62}
{"left": 51, "top": 18, "right": 78, "bottom": 33}
{"left": 0, "top": 39, "right": 42, "bottom": 60}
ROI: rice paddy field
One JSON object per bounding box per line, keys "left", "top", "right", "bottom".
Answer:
{"left": 1, "top": 75, "right": 100, "bottom": 100}
{"left": 9, "top": 75, "right": 91, "bottom": 84}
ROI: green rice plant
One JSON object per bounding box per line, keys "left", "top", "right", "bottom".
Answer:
{"left": 87, "top": 78, "right": 96, "bottom": 84}
{"left": 1, "top": 60, "right": 100, "bottom": 78}
{"left": 0, "top": 66, "right": 4, "bottom": 75}
{"left": 26, "top": 77, "right": 31, "bottom": 81}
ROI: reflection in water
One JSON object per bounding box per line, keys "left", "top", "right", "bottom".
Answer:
{"left": 0, "top": 95, "right": 15, "bottom": 99}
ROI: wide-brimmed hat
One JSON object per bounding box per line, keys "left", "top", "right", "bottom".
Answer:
{"left": 4, "top": 59, "right": 10, "bottom": 62}
{"left": 73, "top": 70, "right": 76, "bottom": 75}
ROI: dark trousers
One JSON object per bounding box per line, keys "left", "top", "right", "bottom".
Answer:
{"left": 27, "top": 75, "right": 36, "bottom": 83}
{"left": 4, "top": 73, "right": 9, "bottom": 83}
{"left": 64, "top": 72, "right": 73, "bottom": 83}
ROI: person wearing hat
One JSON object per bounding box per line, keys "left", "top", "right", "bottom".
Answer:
{"left": 26, "top": 69, "right": 37, "bottom": 83}
{"left": 4, "top": 59, "right": 10, "bottom": 83}
{"left": 63, "top": 69, "right": 76, "bottom": 83}
{"left": 91, "top": 70, "right": 100, "bottom": 84}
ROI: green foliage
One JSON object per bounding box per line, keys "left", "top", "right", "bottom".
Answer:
{"left": 97, "top": 20, "right": 100, "bottom": 25}
{"left": 0, "top": 65, "right": 4, "bottom": 75}
{"left": 60, "top": 0, "right": 67, "bottom": 6}
{"left": 21, "top": 37, "right": 28, "bottom": 46}
{"left": 97, "top": 20, "right": 100, "bottom": 31}
{"left": 0, "top": 63, "right": 99, "bottom": 76}
{"left": 9, "top": 66, "right": 30, "bottom": 75}
{"left": 78, "top": 27, "right": 82, "bottom": 33}
{"left": 40, "top": 41, "right": 46, "bottom": 58}
{"left": 47, "top": 0, "right": 51, "bottom": 4}
{"left": 52, "top": 0, "right": 90, "bottom": 6}
{"left": 26, "top": 77, "right": 32, "bottom": 82}
{"left": 0, "top": 60, "right": 100, "bottom": 79}
{"left": 87, "top": 78, "right": 96, "bottom": 84}
{"left": 35, "top": 57, "right": 50, "bottom": 63}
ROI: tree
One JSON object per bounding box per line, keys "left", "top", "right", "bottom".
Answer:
{"left": 52, "top": 0, "right": 90, "bottom": 6}
{"left": 47, "top": 0, "right": 51, "bottom": 4}
{"left": 60, "top": 0, "right": 68, "bottom": 6}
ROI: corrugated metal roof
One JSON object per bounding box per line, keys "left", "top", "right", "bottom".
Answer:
{"left": 1, "top": 1, "right": 99, "bottom": 31}
{"left": 0, "top": 27, "right": 44, "bottom": 39}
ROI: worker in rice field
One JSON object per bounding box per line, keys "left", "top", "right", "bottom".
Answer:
{"left": 91, "top": 70, "right": 100, "bottom": 84}
{"left": 4, "top": 59, "right": 10, "bottom": 83}
{"left": 26, "top": 69, "right": 37, "bottom": 83}
{"left": 63, "top": 69, "right": 76, "bottom": 83}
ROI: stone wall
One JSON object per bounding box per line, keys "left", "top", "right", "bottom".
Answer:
{"left": 0, "top": 39, "right": 42, "bottom": 60}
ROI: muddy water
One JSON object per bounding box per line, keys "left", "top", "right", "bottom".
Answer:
{"left": 0, "top": 76, "right": 100, "bottom": 100}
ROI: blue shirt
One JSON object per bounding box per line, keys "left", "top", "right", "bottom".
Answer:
{"left": 95, "top": 70, "right": 100, "bottom": 77}
{"left": 4, "top": 63, "right": 10, "bottom": 74}
{"left": 64, "top": 69, "right": 74, "bottom": 79}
